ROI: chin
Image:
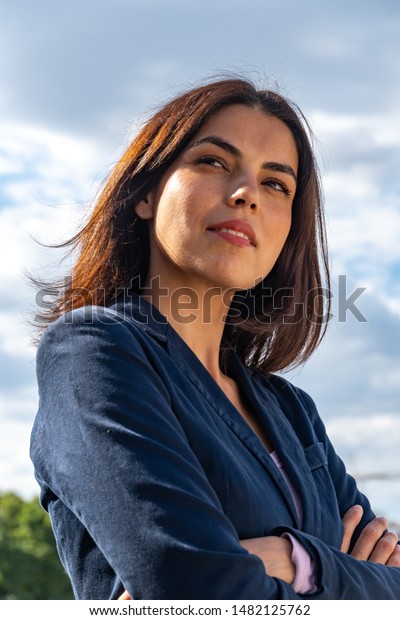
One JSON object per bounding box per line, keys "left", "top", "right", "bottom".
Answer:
{"left": 222, "top": 268, "right": 268, "bottom": 289}
{"left": 205, "top": 262, "right": 271, "bottom": 292}
{"left": 203, "top": 273, "right": 265, "bottom": 293}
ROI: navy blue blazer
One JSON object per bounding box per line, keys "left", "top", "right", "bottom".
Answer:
{"left": 30, "top": 295, "right": 400, "bottom": 599}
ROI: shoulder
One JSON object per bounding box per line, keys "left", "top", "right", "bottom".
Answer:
{"left": 38, "top": 300, "right": 164, "bottom": 354}
{"left": 36, "top": 301, "right": 168, "bottom": 383}
{"left": 252, "top": 371, "right": 326, "bottom": 445}
{"left": 37, "top": 305, "right": 130, "bottom": 357}
{"left": 254, "top": 371, "right": 318, "bottom": 415}
{"left": 35, "top": 302, "right": 173, "bottom": 405}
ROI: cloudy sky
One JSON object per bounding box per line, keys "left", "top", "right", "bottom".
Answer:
{"left": 1, "top": 0, "right": 399, "bottom": 522}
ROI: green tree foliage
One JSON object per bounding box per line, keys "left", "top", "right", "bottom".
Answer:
{"left": 0, "top": 492, "right": 73, "bottom": 599}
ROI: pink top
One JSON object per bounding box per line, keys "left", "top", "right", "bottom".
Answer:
{"left": 270, "top": 451, "right": 316, "bottom": 595}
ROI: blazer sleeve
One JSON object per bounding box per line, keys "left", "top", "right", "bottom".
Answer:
{"left": 31, "top": 308, "right": 301, "bottom": 600}
{"left": 272, "top": 384, "right": 400, "bottom": 600}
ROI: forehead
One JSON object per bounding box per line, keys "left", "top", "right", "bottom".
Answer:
{"left": 192, "top": 104, "right": 298, "bottom": 165}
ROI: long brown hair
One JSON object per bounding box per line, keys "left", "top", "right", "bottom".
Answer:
{"left": 33, "top": 77, "right": 330, "bottom": 375}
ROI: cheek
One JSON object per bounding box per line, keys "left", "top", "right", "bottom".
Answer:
{"left": 267, "top": 207, "right": 293, "bottom": 246}
{"left": 154, "top": 174, "right": 209, "bottom": 241}
{"left": 153, "top": 191, "right": 195, "bottom": 258}
{"left": 282, "top": 210, "right": 293, "bottom": 239}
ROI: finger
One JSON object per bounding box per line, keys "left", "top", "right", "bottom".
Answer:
{"left": 387, "top": 545, "right": 400, "bottom": 567}
{"left": 118, "top": 590, "right": 132, "bottom": 600}
{"left": 341, "top": 505, "right": 364, "bottom": 552}
{"left": 369, "top": 531, "right": 399, "bottom": 564}
{"left": 351, "top": 516, "right": 389, "bottom": 561}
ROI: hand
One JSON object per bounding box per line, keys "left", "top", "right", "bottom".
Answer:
{"left": 341, "top": 504, "right": 400, "bottom": 566}
{"left": 240, "top": 535, "right": 295, "bottom": 584}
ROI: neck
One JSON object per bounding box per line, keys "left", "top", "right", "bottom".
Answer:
{"left": 141, "top": 275, "right": 235, "bottom": 383}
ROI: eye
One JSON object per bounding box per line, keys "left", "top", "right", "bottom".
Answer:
{"left": 196, "top": 156, "right": 226, "bottom": 169}
{"left": 263, "top": 179, "right": 291, "bottom": 196}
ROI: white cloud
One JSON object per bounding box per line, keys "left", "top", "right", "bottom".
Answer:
{"left": 1, "top": 1, "right": 399, "bottom": 140}
{"left": 286, "top": 289, "right": 400, "bottom": 523}
{"left": 288, "top": 288, "right": 400, "bottom": 409}
{"left": 0, "top": 310, "right": 35, "bottom": 360}
{"left": 330, "top": 201, "right": 400, "bottom": 254}
{"left": 0, "top": 120, "right": 108, "bottom": 498}
{"left": 326, "top": 415, "right": 400, "bottom": 523}
{"left": 0, "top": 120, "right": 109, "bottom": 294}
{"left": 307, "top": 110, "right": 400, "bottom": 317}
{"left": 0, "top": 385, "right": 39, "bottom": 498}
{"left": 0, "top": 119, "right": 104, "bottom": 206}
{"left": 0, "top": 121, "right": 106, "bottom": 387}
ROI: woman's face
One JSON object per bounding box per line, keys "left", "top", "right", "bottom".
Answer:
{"left": 137, "top": 104, "right": 298, "bottom": 294}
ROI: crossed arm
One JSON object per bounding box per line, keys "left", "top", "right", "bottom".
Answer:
{"left": 239, "top": 504, "right": 400, "bottom": 585}
{"left": 119, "top": 505, "right": 400, "bottom": 599}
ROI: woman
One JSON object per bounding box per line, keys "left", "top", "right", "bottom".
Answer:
{"left": 30, "top": 77, "right": 400, "bottom": 600}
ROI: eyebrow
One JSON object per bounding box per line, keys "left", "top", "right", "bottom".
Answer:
{"left": 188, "top": 135, "right": 298, "bottom": 183}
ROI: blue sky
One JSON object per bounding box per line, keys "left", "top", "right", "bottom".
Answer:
{"left": 0, "top": 0, "right": 399, "bottom": 521}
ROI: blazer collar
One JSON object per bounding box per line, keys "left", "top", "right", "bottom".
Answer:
{"left": 111, "top": 293, "right": 169, "bottom": 343}
{"left": 162, "top": 321, "right": 303, "bottom": 528}
{"left": 111, "top": 293, "right": 320, "bottom": 532}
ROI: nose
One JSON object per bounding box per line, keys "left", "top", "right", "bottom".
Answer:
{"left": 226, "top": 178, "right": 258, "bottom": 211}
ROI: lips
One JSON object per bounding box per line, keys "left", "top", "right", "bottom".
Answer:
{"left": 207, "top": 219, "right": 256, "bottom": 247}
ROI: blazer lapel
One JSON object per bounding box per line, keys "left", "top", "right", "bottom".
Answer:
{"left": 167, "top": 327, "right": 302, "bottom": 528}
{"left": 235, "top": 361, "right": 322, "bottom": 536}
